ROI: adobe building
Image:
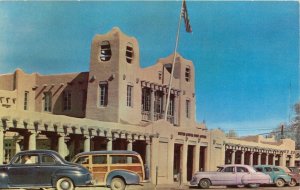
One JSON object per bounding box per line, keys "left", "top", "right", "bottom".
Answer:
{"left": 0, "top": 27, "right": 296, "bottom": 185}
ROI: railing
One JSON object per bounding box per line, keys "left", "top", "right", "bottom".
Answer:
{"left": 141, "top": 111, "right": 174, "bottom": 124}
{"left": 141, "top": 111, "right": 151, "bottom": 121}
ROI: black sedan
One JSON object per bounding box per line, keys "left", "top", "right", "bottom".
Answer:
{"left": 0, "top": 150, "right": 92, "bottom": 190}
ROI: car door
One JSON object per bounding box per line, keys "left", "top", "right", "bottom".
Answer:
{"left": 8, "top": 154, "right": 39, "bottom": 187}
{"left": 37, "top": 153, "right": 61, "bottom": 186}
{"left": 264, "top": 167, "right": 274, "bottom": 182}
{"left": 214, "top": 166, "right": 236, "bottom": 185}
{"left": 91, "top": 154, "right": 108, "bottom": 185}
{"left": 236, "top": 166, "right": 249, "bottom": 185}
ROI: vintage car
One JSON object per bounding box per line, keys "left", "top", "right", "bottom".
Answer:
{"left": 254, "top": 165, "right": 292, "bottom": 187}
{"left": 288, "top": 166, "right": 300, "bottom": 174}
{"left": 0, "top": 150, "right": 92, "bottom": 190}
{"left": 72, "top": 150, "right": 147, "bottom": 190}
{"left": 280, "top": 166, "right": 300, "bottom": 187}
{"left": 190, "top": 164, "right": 272, "bottom": 189}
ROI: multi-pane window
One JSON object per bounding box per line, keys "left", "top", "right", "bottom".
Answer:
{"left": 126, "top": 43, "right": 134, "bottom": 63}
{"left": 142, "top": 88, "right": 151, "bottom": 111}
{"left": 44, "top": 92, "right": 52, "bottom": 112}
{"left": 63, "top": 91, "right": 72, "bottom": 111}
{"left": 99, "top": 83, "right": 108, "bottom": 107}
{"left": 24, "top": 91, "right": 29, "bottom": 110}
{"left": 100, "top": 41, "right": 112, "bottom": 61}
{"left": 127, "top": 85, "right": 133, "bottom": 107}
{"left": 154, "top": 91, "right": 163, "bottom": 114}
{"left": 167, "top": 95, "right": 174, "bottom": 116}
{"left": 185, "top": 66, "right": 191, "bottom": 82}
{"left": 186, "top": 99, "right": 190, "bottom": 118}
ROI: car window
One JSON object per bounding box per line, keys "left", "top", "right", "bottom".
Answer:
{"left": 223, "top": 167, "right": 234, "bottom": 172}
{"left": 265, "top": 167, "right": 272, "bottom": 172}
{"left": 237, "top": 167, "right": 249, "bottom": 173}
{"left": 110, "top": 155, "right": 140, "bottom": 164}
{"left": 92, "top": 155, "right": 107, "bottom": 164}
{"left": 74, "top": 156, "right": 89, "bottom": 164}
{"left": 273, "top": 167, "right": 280, "bottom": 172}
{"left": 255, "top": 167, "right": 263, "bottom": 172}
{"left": 13, "top": 154, "right": 38, "bottom": 165}
{"left": 217, "top": 167, "right": 224, "bottom": 172}
{"left": 41, "top": 154, "right": 56, "bottom": 165}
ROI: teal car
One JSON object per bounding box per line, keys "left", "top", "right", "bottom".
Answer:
{"left": 254, "top": 165, "right": 291, "bottom": 187}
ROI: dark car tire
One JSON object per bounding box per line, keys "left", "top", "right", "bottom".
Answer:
{"left": 110, "top": 177, "right": 126, "bottom": 190}
{"left": 288, "top": 178, "right": 297, "bottom": 187}
{"left": 248, "top": 183, "right": 260, "bottom": 188}
{"left": 275, "top": 178, "right": 285, "bottom": 187}
{"left": 56, "top": 177, "right": 74, "bottom": 190}
{"left": 198, "top": 179, "right": 210, "bottom": 189}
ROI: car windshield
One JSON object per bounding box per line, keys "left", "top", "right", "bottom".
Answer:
{"left": 217, "top": 167, "right": 224, "bottom": 172}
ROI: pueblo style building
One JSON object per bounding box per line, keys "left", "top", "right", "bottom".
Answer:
{"left": 0, "top": 27, "right": 296, "bottom": 184}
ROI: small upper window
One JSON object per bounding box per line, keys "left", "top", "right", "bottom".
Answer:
{"left": 126, "top": 43, "right": 134, "bottom": 63}
{"left": 185, "top": 66, "right": 191, "bottom": 82}
{"left": 158, "top": 71, "right": 162, "bottom": 80}
{"left": 100, "top": 41, "right": 112, "bottom": 61}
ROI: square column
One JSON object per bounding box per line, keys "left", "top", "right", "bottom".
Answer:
{"left": 84, "top": 135, "right": 91, "bottom": 152}
{"left": 258, "top": 153, "right": 261, "bottom": 165}
{"left": 181, "top": 141, "right": 188, "bottom": 184}
{"left": 279, "top": 153, "right": 287, "bottom": 166}
{"left": 58, "top": 134, "right": 69, "bottom": 158}
{"left": 241, "top": 151, "right": 245, "bottom": 165}
{"left": 145, "top": 140, "right": 151, "bottom": 180}
{"left": 167, "top": 138, "right": 175, "bottom": 183}
{"left": 249, "top": 152, "right": 253, "bottom": 166}
{"left": 0, "top": 129, "right": 3, "bottom": 164}
{"left": 106, "top": 136, "right": 113, "bottom": 151}
{"left": 193, "top": 144, "right": 200, "bottom": 174}
{"left": 290, "top": 154, "right": 295, "bottom": 167}
{"left": 266, "top": 153, "right": 269, "bottom": 165}
{"left": 150, "top": 137, "right": 159, "bottom": 184}
{"left": 150, "top": 89, "right": 155, "bottom": 121}
{"left": 28, "top": 131, "right": 36, "bottom": 150}
{"left": 231, "top": 150, "right": 236, "bottom": 164}
{"left": 273, "top": 154, "right": 276, "bottom": 165}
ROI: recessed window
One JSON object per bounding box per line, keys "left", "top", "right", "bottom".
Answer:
{"left": 63, "top": 91, "right": 72, "bottom": 111}
{"left": 158, "top": 71, "right": 162, "bottom": 80}
{"left": 186, "top": 99, "right": 190, "bottom": 118}
{"left": 127, "top": 85, "right": 133, "bottom": 107}
{"left": 185, "top": 66, "right": 191, "bottom": 82}
{"left": 126, "top": 43, "right": 134, "bottom": 63}
{"left": 142, "top": 88, "right": 151, "bottom": 112}
{"left": 99, "top": 82, "right": 108, "bottom": 107}
{"left": 44, "top": 92, "right": 52, "bottom": 112}
{"left": 100, "top": 41, "right": 112, "bottom": 61}
{"left": 24, "top": 91, "right": 29, "bottom": 110}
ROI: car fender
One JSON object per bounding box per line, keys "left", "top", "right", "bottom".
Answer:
{"left": 52, "top": 168, "right": 88, "bottom": 186}
{"left": 275, "top": 175, "right": 291, "bottom": 183}
{"left": 106, "top": 170, "right": 140, "bottom": 186}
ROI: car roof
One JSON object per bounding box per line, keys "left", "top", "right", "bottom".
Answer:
{"left": 218, "top": 164, "right": 252, "bottom": 168}
{"left": 16, "top": 149, "right": 59, "bottom": 155}
{"left": 75, "top": 150, "right": 140, "bottom": 157}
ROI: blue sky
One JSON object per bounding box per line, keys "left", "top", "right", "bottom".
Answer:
{"left": 0, "top": 1, "right": 298, "bottom": 135}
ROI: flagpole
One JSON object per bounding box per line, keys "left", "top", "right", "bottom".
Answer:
{"left": 164, "top": 0, "right": 184, "bottom": 122}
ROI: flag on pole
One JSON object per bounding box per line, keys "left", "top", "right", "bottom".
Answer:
{"left": 181, "top": 0, "right": 192, "bottom": 33}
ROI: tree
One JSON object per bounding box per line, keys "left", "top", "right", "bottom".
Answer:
{"left": 226, "top": 129, "right": 238, "bottom": 138}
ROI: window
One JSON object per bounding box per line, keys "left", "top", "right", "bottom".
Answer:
{"left": 167, "top": 95, "right": 175, "bottom": 116}
{"left": 127, "top": 85, "right": 133, "bottom": 107}
{"left": 154, "top": 91, "right": 163, "bottom": 114}
{"left": 13, "top": 154, "right": 38, "bottom": 165}
{"left": 110, "top": 155, "right": 140, "bottom": 164}
{"left": 44, "top": 92, "right": 52, "bottom": 112}
{"left": 265, "top": 167, "right": 272, "bottom": 172}
{"left": 158, "top": 71, "right": 162, "bottom": 80}
{"left": 93, "top": 155, "right": 107, "bottom": 164}
{"left": 99, "top": 83, "right": 108, "bottom": 107}
{"left": 63, "top": 91, "right": 71, "bottom": 111}
{"left": 255, "top": 167, "right": 263, "bottom": 172}
{"left": 223, "top": 167, "right": 234, "bottom": 172}
{"left": 41, "top": 155, "right": 56, "bottom": 165}
{"left": 186, "top": 99, "right": 190, "bottom": 118}
{"left": 74, "top": 156, "right": 89, "bottom": 165}
{"left": 100, "top": 41, "right": 112, "bottom": 61}
{"left": 126, "top": 43, "right": 134, "bottom": 63}
{"left": 185, "top": 66, "right": 191, "bottom": 82}
{"left": 24, "top": 91, "right": 29, "bottom": 110}
{"left": 142, "top": 88, "right": 151, "bottom": 111}
{"left": 237, "top": 167, "right": 248, "bottom": 173}
{"left": 273, "top": 167, "right": 280, "bottom": 172}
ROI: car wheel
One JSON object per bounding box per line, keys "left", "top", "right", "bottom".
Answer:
{"left": 248, "top": 183, "right": 259, "bottom": 188}
{"left": 275, "top": 178, "right": 285, "bottom": 187}
{"left": 198, "top": 179, "right": 210, "bottom": 189}
{"left": 288, "top": 178, "right": 297, "bottom": 187}
{"left": 111, "top": 177, "right": 126, "bottom": 190}
{"left": 56, "top": 177, "right": 74, "bottom": 190}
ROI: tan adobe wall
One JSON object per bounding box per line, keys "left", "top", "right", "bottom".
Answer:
{"left": 35, "top": 72, "right": 88, "bottom": 118}
{"left": 0, "top": 73, "right": 14, "bottom": 91}
{"left": 0, "top": 90, "right": 17, "bottom": 110}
